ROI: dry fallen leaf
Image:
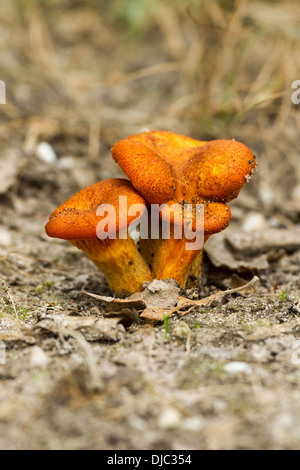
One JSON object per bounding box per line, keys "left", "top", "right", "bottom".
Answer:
{"left": 83, "top": 293, "right": 147, "bottom": 313}
{"left": 141, "top": 275, "right": 260, "bottom": 320}
{"left": 86, "top": 277, "right": 260, "bottom": 322}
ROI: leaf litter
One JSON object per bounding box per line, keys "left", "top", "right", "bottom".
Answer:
{"left": 85, "top": 276, "right": 260, "bottom": 322}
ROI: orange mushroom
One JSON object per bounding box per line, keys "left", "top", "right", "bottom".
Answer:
{"left": 112, "top": 131, "right": 256, "bottom": 287}
{"left": 45, "top": 178, "right": 153, "bottom": 293}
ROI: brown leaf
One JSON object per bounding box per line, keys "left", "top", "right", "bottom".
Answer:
{"left": 85, "top": 279, "right": 181, "bottom": 322}
{"left": 84, "top": 292, "right": 146, "bottom": 313}
{"left": 140, "top": 307, "right": 173, "bottom": 321}
{"left": 86, "top": 277, "right": 260, "bottom": 322}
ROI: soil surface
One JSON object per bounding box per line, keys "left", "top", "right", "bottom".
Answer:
{"left": 0, "top": 0, "right": 300, "bottom": 450}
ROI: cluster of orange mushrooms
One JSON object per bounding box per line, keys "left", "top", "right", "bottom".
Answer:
{"left": 45, "top": 131, "right": 256, "bottom": 294}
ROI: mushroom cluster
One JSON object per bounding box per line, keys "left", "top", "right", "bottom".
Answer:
{"left": 45, "top": 130, "right": 256, "bottom": 293}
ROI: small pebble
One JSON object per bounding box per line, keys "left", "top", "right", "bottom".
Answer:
{"left": 158, "top": 406, "right": 181, "bottom": 429}
{"left": 242, "top": 212, "right": 266, "bottom": 231}
{"left": 36, "top": 142, "right": 57, "bottom": 164}
{"left": 0, "top": 228, "right": 12, "bottom": 247}
{"left": 224, "top": 361, "right": 252, "bottom": 375}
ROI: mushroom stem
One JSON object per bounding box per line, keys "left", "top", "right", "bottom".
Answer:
{"left": 70, "top": 236, "right": 153, "bottom": 294}
{"left": 186, "top": 249, "right": 204, "bottom": 288}
{"left": 140, "top": 224, "right": 203, "bottom": 288}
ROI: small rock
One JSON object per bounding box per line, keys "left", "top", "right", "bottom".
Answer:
{"left": 224, "top": 361, "right": 252, "bottom": 375}
{"left": 0, "top": 228, "right": 12, "bottom": 247}
{"left": 158, "top": 406, "right": 182, "bottom": 429}
{"left": 36, "top": 142, "right": 57, "bottom": 164}
{"left": 242, "top": 212, "right": 267, "bottom": 231}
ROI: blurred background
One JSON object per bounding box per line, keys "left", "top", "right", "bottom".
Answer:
{"left": 0, "top": 0, "right": 299, "bottom": 223}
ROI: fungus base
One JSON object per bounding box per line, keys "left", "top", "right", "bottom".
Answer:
{"left": 71, "top": 237, "right": 153, "bottom": 293}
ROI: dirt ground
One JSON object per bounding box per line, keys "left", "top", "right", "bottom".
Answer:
{"left": 0, "top": 0, "right": 300, "bottom": 450}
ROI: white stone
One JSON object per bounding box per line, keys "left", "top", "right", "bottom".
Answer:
{"left": 0, "top": 228, "right": 11, "bottom": 247}
{"left": 36, "top": 142, "right": 57, "bottom": 164}
{"left": 224, "top": 361, "right": 252, "bottom": 375}
{"left": 242, "top": 212, "right": 266, "bottom": 231}
{"left": 158, "top": 406, "right": 181, "bottom": 429}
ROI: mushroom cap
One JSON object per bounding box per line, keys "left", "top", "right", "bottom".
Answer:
{"left": 111, "top": 130, "right": 256, "bottom": 205}
{"left": 203, "top": 202, "right": 231, "bottom": 234}
{"left": 45, "top": 178, "right": 146, "bottom": 240}
{"left": 159, "top": 201, "right": 231, "bottom": 234}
